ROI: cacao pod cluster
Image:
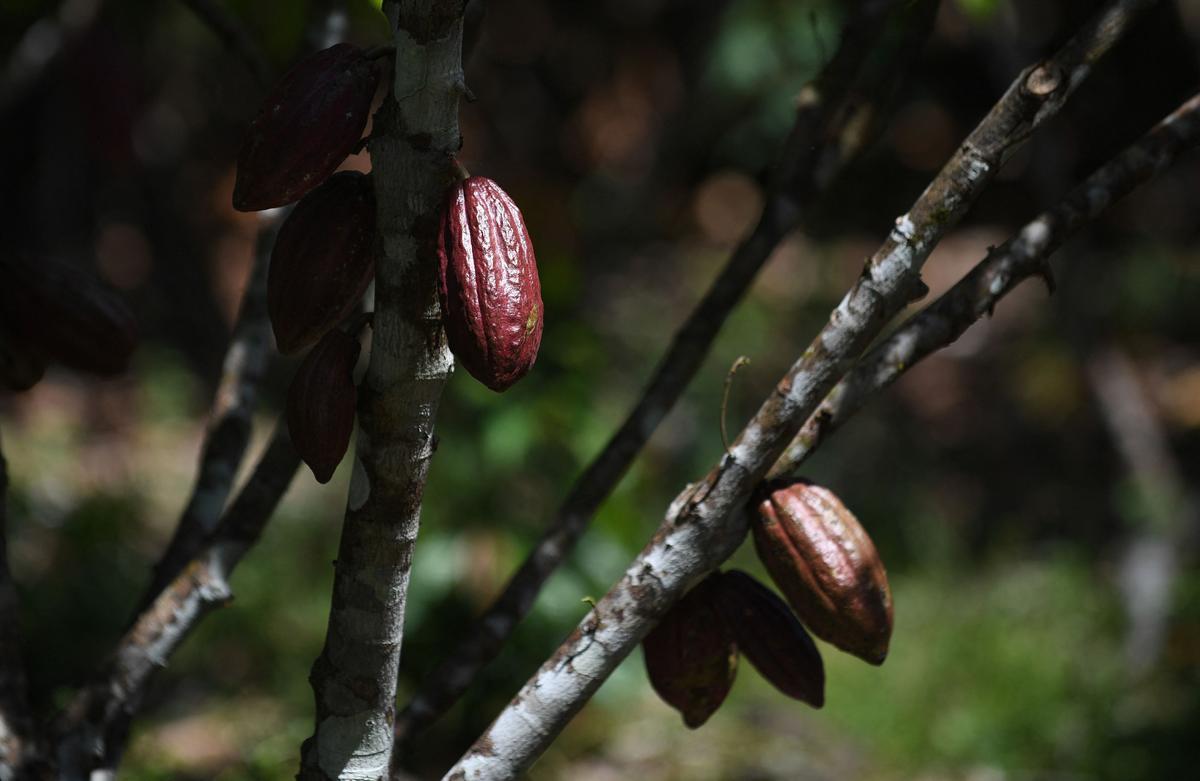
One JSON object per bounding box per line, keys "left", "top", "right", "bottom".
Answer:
{"left": 643, "top": 481, "right": 892, "bottom": 727}
{"left": 233, "top": 43, "right": 381, "bottom": 358}
{"left": 239, "top": 45, "right": 545, "bottom": 477}
{"left": 643, "top": 569, "right": 825, "bottom": 728}
{"left": 232, "top": 44, "right": 380, "bottom": 482}
{"left": 0, "top": 255, "right": 138, "bottom": 391}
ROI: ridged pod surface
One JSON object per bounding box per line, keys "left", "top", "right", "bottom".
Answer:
{"left": 753, "top": 480, "right": 893, "bottom": 664}
{"left": 712, "top": 570, "right": 825, "bottom": 708}
{"left": 0, "top": 256, "right": 137, "bottom": 376}
{"left": 268, "top": 172, "right": 376, "bottom": 355}
{"left": 437, "top": 176, "right": 543, "bottom": 392}
{"left": 233, "top": 43, "right": 378, "bottom": 211}
{"left": 286, "top": 328, "right": 360, "bottom": 484}
{"left": 642, "top": 576, "right": 737, "bottom": 728}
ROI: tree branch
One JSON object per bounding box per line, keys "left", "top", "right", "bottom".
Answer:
{"left": 443, "top": 2, "right": 1158, "bottom": 777}
{"left": 0, "top": 429, "right": 37, "bottom": 778}
{"left": 139, "top": 208, "right": 283, "bottom": 607}
{"left": 772, "top": 89, "right": 1200, "bottom": 480}
{"left": 392, "top": 0, "right": 939, "bottom": 749}
{"left": 53, "top": 421, "right": 301, "bottom": 778}
{"left": 299, "top": 1, "right": 468, "bottom": 778}
{"left": 55, "top": 207, "right": 282, "bottom": 771}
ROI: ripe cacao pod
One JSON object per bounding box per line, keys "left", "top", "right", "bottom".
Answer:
{"left": 0, "top": 256, "right": 137, "bottom": 376}
{"left": 642, "top": 575, "right": 737, "bottom": 728}
{"left": 268, "top": 171, "right": 376, "bottom": 355}
{"left": 233, "top": 43, "right": 379, "bottom": 211}
{"left": 437, "top": 176, "right": 543, "bottom": 392}
{"left": 712, "top": 569, "right": 825, "bottom": 708}
{"left": 753, "top": 480, "right": 893, "bottom": 665}
{"left": 286, "top": 328, "right": 360, "bottom": 483}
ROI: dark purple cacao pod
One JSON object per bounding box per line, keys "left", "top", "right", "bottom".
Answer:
{"left": 233, "top": 43, "right": 379, "bottom": 211}
{"left": 712, "top": 570, "right": 825, "bottom": 708}
{"left": 753, "top": 480, "right": 893, "bottom": 665}
{"left": 287, "top": 328, "right": 360, "bottom": 483}
{"left": 268, "top": 172, "right": 376, "bottom": 355}
{"left": 0, "top": 256, "right": 137, "bottom": 377}
{"left": 642, "top": 575, "right": 738, "bottom": 728}
{"left": 437, "top": 176, "right": 543, "bottom": 392}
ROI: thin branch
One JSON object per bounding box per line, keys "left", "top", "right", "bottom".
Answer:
{"left": 0, "top": 429, "right": 36, "bottom": 778}
{"left": 772, "top": 90, "right": 1200, "bottom": 480}
{"left": 139, "top": 208, "right": 283, "bottom": 606}
{"left": 391, "top": 0, "right": 938, "bottom": 748}
{"left": 53, "top": 421, "right": 301, "bottom": 778}
{"left": 53, "top": 210, "right": 285, "bottom": 777}
{"left": 443, "top": 3, "right": 1157, "bottom": 778}
{"left": 47, "top": 5, "right": 356, "bottom": 774}
{"left": 178, "top": 0, "right": 273, "bottom": 88}
{"left": 298, "top": 2, "right": 468, "bottom": 778}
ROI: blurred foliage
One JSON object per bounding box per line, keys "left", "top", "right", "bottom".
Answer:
{"left": 2, "top": 0, "right": 1200, "bottom": 779}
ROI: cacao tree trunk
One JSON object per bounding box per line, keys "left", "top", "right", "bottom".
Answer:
{"left": 299, "top": 2, "right": 466, "bottom": 778}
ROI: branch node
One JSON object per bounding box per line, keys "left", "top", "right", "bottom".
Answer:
{"left": 1025, "top": 63, "right": 1063, "bottom": 97}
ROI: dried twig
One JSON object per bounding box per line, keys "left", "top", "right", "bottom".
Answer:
{"left": 392, "top": 0, "right": 938, "bottom": 748}
{"left": 443, "top": 2, "right": 1158, "bottom": 778}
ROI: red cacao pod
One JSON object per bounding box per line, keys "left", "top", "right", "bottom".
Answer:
{"left": 268, "top": 171, "right": 376, "bottom": 355}
{"left": 437, "top": 176, "right": 543, "bottom": 392}
{"left": 0, "top": 256, "right": 136, "bottom": 376}
{"left": 753, "top": 480, "right": 893, "bottom": 665}
{"left": 712, "top": 570, "right": 824, "bottom": 708}
{"left": 642, "top": 575, "right": 737, "bottom": 728}
{"left": 286, "top": 328, "right": 360, "bottom": 483}
{"left": 233, "top": 43, "right": 379, "bottom": 211}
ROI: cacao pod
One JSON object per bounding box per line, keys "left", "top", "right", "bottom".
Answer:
{"left": 268, "top": 172, "right": 376, "bottom": 355}
{"left": 437, "top": 176, "right": 543, "bottom": 392}
{"left": 642, "top": 575, "right": 737, "bottom": 728}
{"left": 286, "top": 328, "right": 360, "bottom": 483}
{"left": 233, "top": 43, "right": 379, "bottom": 211}
{"left": 712, "top": 569, "right": 824, "bottom": 708}
{"left": 753, "top": 480, "right": 893, "bottom": 665}
{"left": 0, "top": 256, "right": 137, "bottom": 376}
